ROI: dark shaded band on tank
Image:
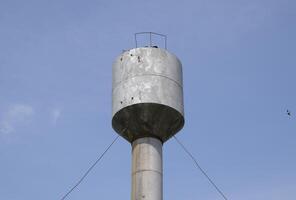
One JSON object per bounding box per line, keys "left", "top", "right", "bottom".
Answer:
{"left": 112, "top": 103, "right": 185, "bottom": 143}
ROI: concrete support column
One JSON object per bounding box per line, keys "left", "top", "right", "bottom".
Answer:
{"left": 131, "top": 137, "right": 163, "bottom": 200}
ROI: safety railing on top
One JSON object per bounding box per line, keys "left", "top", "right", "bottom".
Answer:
{"left": 134, "top": 32, "right": 167, "bottom": 49}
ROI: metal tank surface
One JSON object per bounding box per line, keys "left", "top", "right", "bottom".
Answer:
{"left": 112, "top": 47, "right": 184, "bottom": 143}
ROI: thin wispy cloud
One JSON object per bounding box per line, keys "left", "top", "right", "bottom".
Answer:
{"left": 0, "top": 121, "right": 14, "bottom": 135}
{"left": 0, "top": 104, "right": 34, "bottom": 136}
{"left": 51, "top": 108, "right": 61, "bottom": 126}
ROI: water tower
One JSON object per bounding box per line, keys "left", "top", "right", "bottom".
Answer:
{"left": 112, "top": 32, "right": 184, "bottom": 200}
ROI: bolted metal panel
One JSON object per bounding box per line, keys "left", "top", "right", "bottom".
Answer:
{"left": 132, "top": 137, "right": 163, "bottom": 200}
{"left": 112, "top": 47, "right": 184, "bottom": 143}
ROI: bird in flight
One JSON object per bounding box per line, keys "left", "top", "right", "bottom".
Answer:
{"left": 287, "top": 110, "right": 291, "bottom": 116}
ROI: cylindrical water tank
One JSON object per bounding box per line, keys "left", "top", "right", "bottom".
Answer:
{"left": 112, "top": 47, "right": 184, "bottom": 143}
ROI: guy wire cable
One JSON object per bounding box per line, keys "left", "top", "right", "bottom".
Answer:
{"left": 173, "top": 135, "right": 229, "bottom": 200}
{"left": 60, "top": 135, "right": 119, "bottom": 200}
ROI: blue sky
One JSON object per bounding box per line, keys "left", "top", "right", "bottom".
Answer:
{"left": 0, "top": 0, "right": 296, "bottom": 199}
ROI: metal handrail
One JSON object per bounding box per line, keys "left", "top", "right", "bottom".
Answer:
{"left": 134, "top": 32, "right": 167, "bottom": 49}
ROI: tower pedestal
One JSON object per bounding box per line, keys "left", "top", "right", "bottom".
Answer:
{"left": 131, "top": 137, "right": 163, "bottom": 200}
